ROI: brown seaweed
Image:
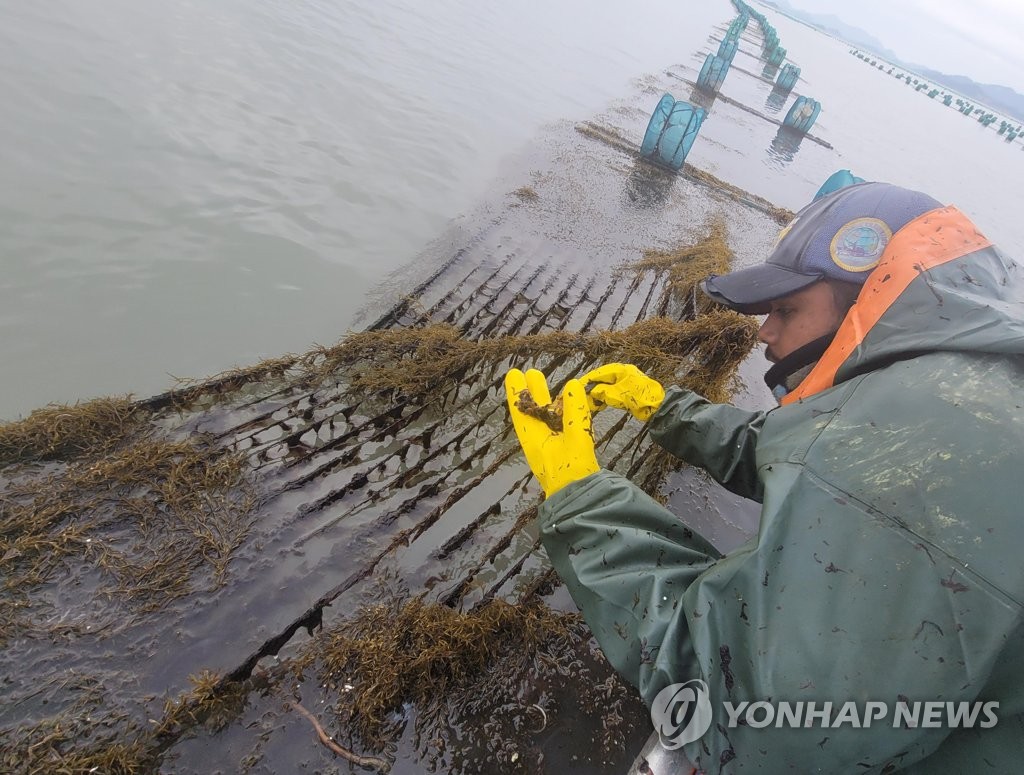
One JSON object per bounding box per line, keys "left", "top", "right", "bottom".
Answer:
{"left": 515, "top": 390, "right": 564, "bottom": 432}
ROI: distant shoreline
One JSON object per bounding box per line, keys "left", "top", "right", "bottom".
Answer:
{"left": 752, "top": 0, "right": 1024, "bottom": 124}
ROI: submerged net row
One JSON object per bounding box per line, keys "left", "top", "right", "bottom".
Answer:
{"left": 684, "top": 167, "right": 793, "bottom": 225}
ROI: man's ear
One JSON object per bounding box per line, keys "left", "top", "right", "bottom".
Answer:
{"left": 826, "top": 279, "right": 863, "bottom": 320}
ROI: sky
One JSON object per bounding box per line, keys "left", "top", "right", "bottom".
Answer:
{"left": 789, "top": 0, "right": 1024, "bottom": 93}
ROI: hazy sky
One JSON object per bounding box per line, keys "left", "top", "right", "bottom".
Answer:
{"left": 789, "top": 0, "right": 1024, "bottom": 92}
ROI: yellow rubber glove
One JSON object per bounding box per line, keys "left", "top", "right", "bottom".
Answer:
{"left": 581, "top": 363, "right": 666, "bottom": 422}
{"left": 504, "top": 368, "right": 600, "bottom": 498}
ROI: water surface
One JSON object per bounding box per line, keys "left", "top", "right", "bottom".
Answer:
{"left": 1, "top": 0, "right": 731, "bottom": 419}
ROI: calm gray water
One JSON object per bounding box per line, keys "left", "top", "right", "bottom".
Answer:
{"left": 1, "top": 0, "right": 1021, "bottom": 420}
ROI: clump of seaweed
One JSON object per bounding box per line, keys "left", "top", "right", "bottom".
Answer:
{"left": 515, "top": 390, "right": 564, "bottom": 432}
{"left": 511, "top": 186, "right": 539, "bottom": 203}
{"left": 621, "top": 219, "right": 734, "bottom": 314}
{"left": 575, "top": 121, "right": 638, "bottom": 158}
{"left": 0, "top": 396, "right": 141, "bottom": 466}
{"left": 314, "top": 311, "right": 757, "bottom": 404}
{"left": 291, "top": 597, "right": 648, "bottom": 773}
{"left": 153, "top": 668, "right": 254, "bottom": 738}
{"left": 297, "top": 598, "right": 579, "bottom": 747}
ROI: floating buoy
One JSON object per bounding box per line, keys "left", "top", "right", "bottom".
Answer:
{"left": 813, "top": 170, "right": 865, "bottom": 201}
{"left": 775, "top": 63, "right": 800, "bottom": 94}
{"left": 718, "top": 37, "right": 738, "bottom": 63}
{"left": 696, "top": 54, "right": 731, "bottom": 94}
{"left": 766, "top": 45, "right": 787, "bottom": 67}
{"left": 726, "top": 11, "right": 748, "bottom": 36}
{"left": 639, "top": 93, "right": 706, "bottom": 171}
{"left": 783, "top": 96, "right": 820, "bottom": 134}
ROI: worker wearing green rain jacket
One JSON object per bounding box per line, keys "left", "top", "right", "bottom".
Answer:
{"left": 505, "top": 182, "right": 1024, "bottom": 773}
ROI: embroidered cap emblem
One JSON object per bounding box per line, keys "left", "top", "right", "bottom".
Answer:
{"left": 830, "top": 218, "right": 891, "bottom": 272}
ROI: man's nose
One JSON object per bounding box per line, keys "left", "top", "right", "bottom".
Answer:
{"left": 757, "top": 317, "right": 775, "bottom": 345}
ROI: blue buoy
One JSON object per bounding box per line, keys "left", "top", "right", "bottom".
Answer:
{"left": 813, "top": 170, "right": 865, "bottom": 200}
{"left": 775, "top": 63, "right": 800, "bottom": 93}
{"left": 640, "top": 93, "right": 706, "bottom": 171}
{"left": 726, "top": 15, "right": 748, "bottom": 38}
{"left": 783, "top": 96, "right": 820, "bottom": 134}
{"left": 696, "top": 53, "right": 731, "bottom": 94}
{"left": 767, "top": 45, "right": 787, "bottom": 67}
{"left": 718, "top": 37, "right": 738, "bottom": 63}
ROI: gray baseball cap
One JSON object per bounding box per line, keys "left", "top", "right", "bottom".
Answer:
{"left": 702, "top": 182, "right": 943, "bottom": 314}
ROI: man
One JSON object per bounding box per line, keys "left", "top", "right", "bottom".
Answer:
{"left": 505, "top": 182, "right": 1024, "bottom": 772}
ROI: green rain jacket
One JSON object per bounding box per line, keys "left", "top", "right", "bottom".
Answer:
{"left": 539, "top": 208, "right": 1024, "bottom": 772}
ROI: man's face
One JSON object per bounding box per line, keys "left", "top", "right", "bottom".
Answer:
{"left": 757, "top": 281, "right": 845, "bottom": 363}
